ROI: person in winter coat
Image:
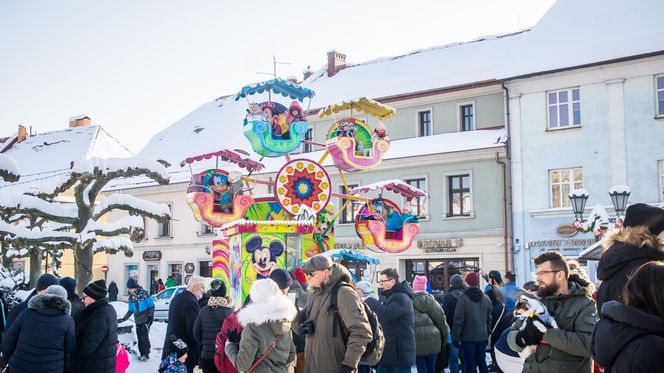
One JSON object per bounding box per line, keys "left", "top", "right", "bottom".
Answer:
{"left": 507, "top": 252, "right": 596, "bottom": 373}
{"left": 3, "top": 273, "right": 59, "bottom": 334}
{"left": 592, "top": 261, "right": 664, "bottom": 372}
{"left": 224, "top": 279, "right": 297, "bottom": 373}
{"left": 595, "top": 203, "right": 664, "bottom": 315}
{"left": 439, "top": 274, "right": 466, "bottom": 373}
{"left": 452, "top": 271, "right": 492, "bottom": 373}
{"left": 270, "top": 269, "right": 307, "bottom": 373}
{"left": 160, "top": 335, "right": 189, "bottom": 373}
{"left": 502, "top": 272, "right": 520, "bottom": 312}
{"left": 157, "top": 279, "right": 166, "bottom": 293}
{"left": 219, "top": 309, "right": 243, "bottom": 373}
{"left": 162, "top": 275, "right": 205, "bottom": 372}
{"left": 411, "top": 275, "right": 448, "bottom": 373}
{"left": 1, "top": 285, "right": 75, "bottom": 373}
{"left": 194, "top": 280, "right": 233, "bottom": 373}
{"left": 486, "top": 284, "right": 515, "bottom": 373}
{"left": 166, "top": 276, "right": 178, "bottom": 288}
{"left": 74, "top": 280, "right": 118, "bottom": 373}
{"left": 108, "top": 281, "right": 119, "bottom": 302}
{"left": 60, "top": 277, "right": 85, "bottom": 325}
{"left": 296, "top": 255, "right": 372, "bottom": 373}
{"left": 366, "top": 268, "right": 416, "bottom": 373}
{"left": 120, "top": 278, "right": 155, "bottom": 361}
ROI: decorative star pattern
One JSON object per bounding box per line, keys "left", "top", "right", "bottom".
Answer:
{"left": 275, "top": 159, "right": 331, "bottom": 216}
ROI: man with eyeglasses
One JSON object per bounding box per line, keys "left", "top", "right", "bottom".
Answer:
{"left": 507, "top": 251, "right": 597, "bottom": 373}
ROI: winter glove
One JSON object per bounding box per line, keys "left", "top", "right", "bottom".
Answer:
{"left": 226, "top": 328, "right": 241, "bottom": 343}
{"left": 340, "top": 365, "right": 355, "bottom": 373}
{"left": 515, "top": 316, "right": 546, "bottom": 347}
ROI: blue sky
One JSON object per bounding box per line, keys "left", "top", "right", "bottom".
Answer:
{"left": 0, "top": 0, "right": 555, "bottom": 153}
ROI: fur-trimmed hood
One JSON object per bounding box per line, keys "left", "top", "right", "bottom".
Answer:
{"left": 598, "top": 226, "right": 664, "bottom": 280}
{"left": 237, "top": 294, "right": 297, "bottom": 335}
{"left": 28, "top": 293, "right": 71, "bottom": 315}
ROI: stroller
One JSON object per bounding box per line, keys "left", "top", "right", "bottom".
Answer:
{"left": 118, "top": 319, "right": 139, "bottom": 356}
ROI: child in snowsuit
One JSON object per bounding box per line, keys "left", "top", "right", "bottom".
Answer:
{"left": 159, "top": 335, "right": 189, "bottom": 373}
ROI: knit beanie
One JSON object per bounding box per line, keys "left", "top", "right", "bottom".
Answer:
{"left": 269, "top": 269, "right": 292, "bottom": 290}
{"left": 126, "top": 277, "right": 139, "bottom": 290}
{"left": 412, "top": 275, "right": 428, "bottom": 292}
{"left": 209, "top": 280, "right": 227, "bottom": 297}
{"left": 250, "top": 279, "right": 281, "bottom": 304}
{"left": 624, "top": 203, "right": 664, "bottom": 235}
{"left": 465, "top": 272, "right": 480, "bottom": 287}
{"left": 293, "top": 268, "right": 307, "bottom": 286}
{"left": 84, "top": 279, "right": 108, "bottom": 301}
{"left": 170, "top": 335, "right": 189, "bottom": 358}
{"left": 45, "top": 285, "right": 68, "bottom": 299}
{"left": 36, "top": 274, "right": 59, "bottom": 292}
{"left": 450, "top": 274, "right": 465, "bottom": 288}
{"left": 59, "top": 277, "right": 76, "bottom": 298}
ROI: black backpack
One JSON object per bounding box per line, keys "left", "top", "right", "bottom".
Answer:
{"left": 330, "top": 280, "right": 385, "bottom": 366}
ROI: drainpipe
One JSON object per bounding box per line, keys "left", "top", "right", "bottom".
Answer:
{"left": 501, "top": 80, "right": 514, "bottom": 271}
{"left": 496, "top": 152, "right": 509, "bottom": 272}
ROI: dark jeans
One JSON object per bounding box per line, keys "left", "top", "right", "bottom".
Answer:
{"left": 377, "top": 366, "right": 412, "bottom": 373}
{"left": 416, "top": 354, "right": 436, "bottom": 372}
{"left": 136, "top": 323, "right": 151, "bottom": 356}
{"left": 461, "top": 340, "right": 488, "bottom": 373}
{"left": 199, "top": 358, "right": 220, "bottom": 373}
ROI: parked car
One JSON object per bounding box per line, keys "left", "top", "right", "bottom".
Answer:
{"left": 153, "top": 286, "right": 186, "bottom": 320}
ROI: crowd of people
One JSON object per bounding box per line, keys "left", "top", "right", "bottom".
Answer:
{"left": 1, "top": 202, "right": 664, "bottom": 372}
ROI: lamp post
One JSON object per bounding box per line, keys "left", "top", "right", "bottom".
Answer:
{"left": 568, "top": 186, "right": 631, "bottom": 237}
{"left": 569, "top": 188, "right": 590, "bottom": 221}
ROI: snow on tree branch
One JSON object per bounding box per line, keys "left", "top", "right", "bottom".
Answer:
{"left": 72, "top": 157, "right": 170, "bottom": 184}
{"left": 82, "top": 215, "right": 144, "bottom": 238}
{"left": 0, "top": 154, "right": 20, "bottom": 182}
{"left": 0, "top": 193, "right": 78, "bottom": 223}
{"left": 92, "top": 237, "right": 133, "bottom": 256}
{"left": 0, "top": 220, "right": 82, "bottom": 244}
{"left": 94, "top": 194, "right": 171, "bottom": 222}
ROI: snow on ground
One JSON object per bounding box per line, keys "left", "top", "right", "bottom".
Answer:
{"left": 126, "top": 320, "right": 168, "bottom": 373}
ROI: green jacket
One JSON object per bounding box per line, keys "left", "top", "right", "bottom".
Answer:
{"left": 412, "top": 292, "right": 449, "bottom": 357}
{"left": 294, "top": 263, "right": 372, "bottom": 372}
{"left": 225, "top": 294, "right": 297, "bottom": 373}
{"left": 507, "top": 281, "right": 597, "bottom": 373}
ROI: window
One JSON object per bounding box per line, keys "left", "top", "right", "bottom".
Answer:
{"left": 405, "top": 178, "right": 428, "bottom": 218}
{"left": 447, "top": 174, "right": 472, "bottom": 217}
{"left": 418, "top": 110, "right": 431, "bottom": 137}
{"left": 659, "top": 161, "right": 664, "bottom": 201}
{"left": 547, "top": 88, "right": 581, "bottom": 129}
{"left": 124, "top": 264, "right": 139, "bottom": 294}
{"left": 657, "top": 75, "right": 664, "bottom": 117}
{"left": 302, "top": 128, "right": 314, "bottom": 153}
{"left": 199, "top": 223, "right": 214, "bottom": 235}
{"left": 199, "top": 261, "right": 212, "bottom": 277}
{"left": 405, "top": 258, "right": 479, "bottom": 292}
{"left": 550, "top": 168, "right": 583, "bottom": 208}
{"left": 168, "top": 263, "right": 183, "bottom": 285}
{"left": 158, "top": 204, "right": 172, "bottom": 237}
{"left": 460, "top": 104, "right": 475, "bottom": 131}
{"left": 155, "top": 288, "right": 175, "bottom": 299}
{"left": 340, "top": 184, "right": 360, "bottom": 224}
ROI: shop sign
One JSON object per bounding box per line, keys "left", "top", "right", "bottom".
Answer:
{"left": 527, "top": 238, "right": 595, "bottom": 252}
{"left": 334, "top": 242, "right": 368, "bottom": 251}
{"left": 556, "top": 224, "right": 578, "bottom": 237}
{"left": 417, "top": 239, "right": 463, "bottom": 253}
{"left": 142, "top": 251, "right": 162, "bottom": 261}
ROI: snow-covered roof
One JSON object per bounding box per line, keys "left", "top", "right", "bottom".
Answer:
{"left": 303, "top": 0, "right": 664, "bottom": 108}
{"left": 0, "top": 125, "right": 133, "bottom": 191}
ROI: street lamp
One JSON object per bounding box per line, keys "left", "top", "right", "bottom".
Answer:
{"left": 569, "top": 188, "right": 590, "bottom": 221}
{"left": 608, "top": 185, "right": 631, "bottom": 218}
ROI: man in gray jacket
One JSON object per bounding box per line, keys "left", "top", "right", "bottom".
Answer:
{"left": 452, "top": 271, "right": 492, "bottom": 373}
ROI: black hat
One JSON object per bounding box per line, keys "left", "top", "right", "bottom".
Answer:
{"left": 59, "top": 277, "right": 76, "bottom": 298}
{"left": 624, "top": 203, "right": 664, "bottom": 235}
{"left": 83, "top": 279, "right": 108, "bottom": 301}
{"left": 269, "top": 269, "right": 292, "bottom": 290}
{"left": 488, "top": 270, "right": 503, "bottom": 284}
{"left": 170, "top": 335, "right": 188, "bottom": 358}
{"left": 209, "top": 280, "right": 226, "bottom": 297}
{"left": 126, "top": 278, "right": 139, "bottom": 290}
{"left": 301, "top": 254, "right": 333, "bottom": 274}
{"left": 37, "top": 274, "right": 59, "bottom": 292}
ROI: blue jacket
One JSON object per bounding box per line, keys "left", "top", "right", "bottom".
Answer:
{"left": 2, "top": 293, "right": 76, "bottom": 373}
{"left": 124, "top": 287, "right": 155, "bottom": 325}
{"left": 158, "top": 353, "right": 187, "bottom": 373}
{"left": 502, "top": 283, "right": 520, "bottom": 312}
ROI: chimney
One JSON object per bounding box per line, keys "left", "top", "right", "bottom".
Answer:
{"left": 327, "top": 50, "right": 346, "bottom": 77}
{"left": 303, "top": 65, "right": 315, "bottom": 81}
{"left": 69, "top": 115, "right": 91, "bottom": 128}
{"left": 17, "top": 125, "right": 27, "bottom": 143}
{"left": 286, "top": 75, "right": 298, "bottom": 84}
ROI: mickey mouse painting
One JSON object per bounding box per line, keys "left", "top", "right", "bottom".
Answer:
{"left": 245, "top": 236, "right": 284, "bottom": 279}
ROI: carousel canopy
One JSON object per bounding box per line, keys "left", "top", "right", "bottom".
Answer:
{"left": 318, "top": 97, "right": 397, "bottom": 120}
{"left": 349, "top": 179, "right": 427, "bottom": 200}
{"left": 320, "top": 249, "right": 380, "bottom": 264}
{"left": 180, "top": 148, "right": 264, "bottom": 172}
{"left": 234, "top": 78, "right": 315, "bottom": 102}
